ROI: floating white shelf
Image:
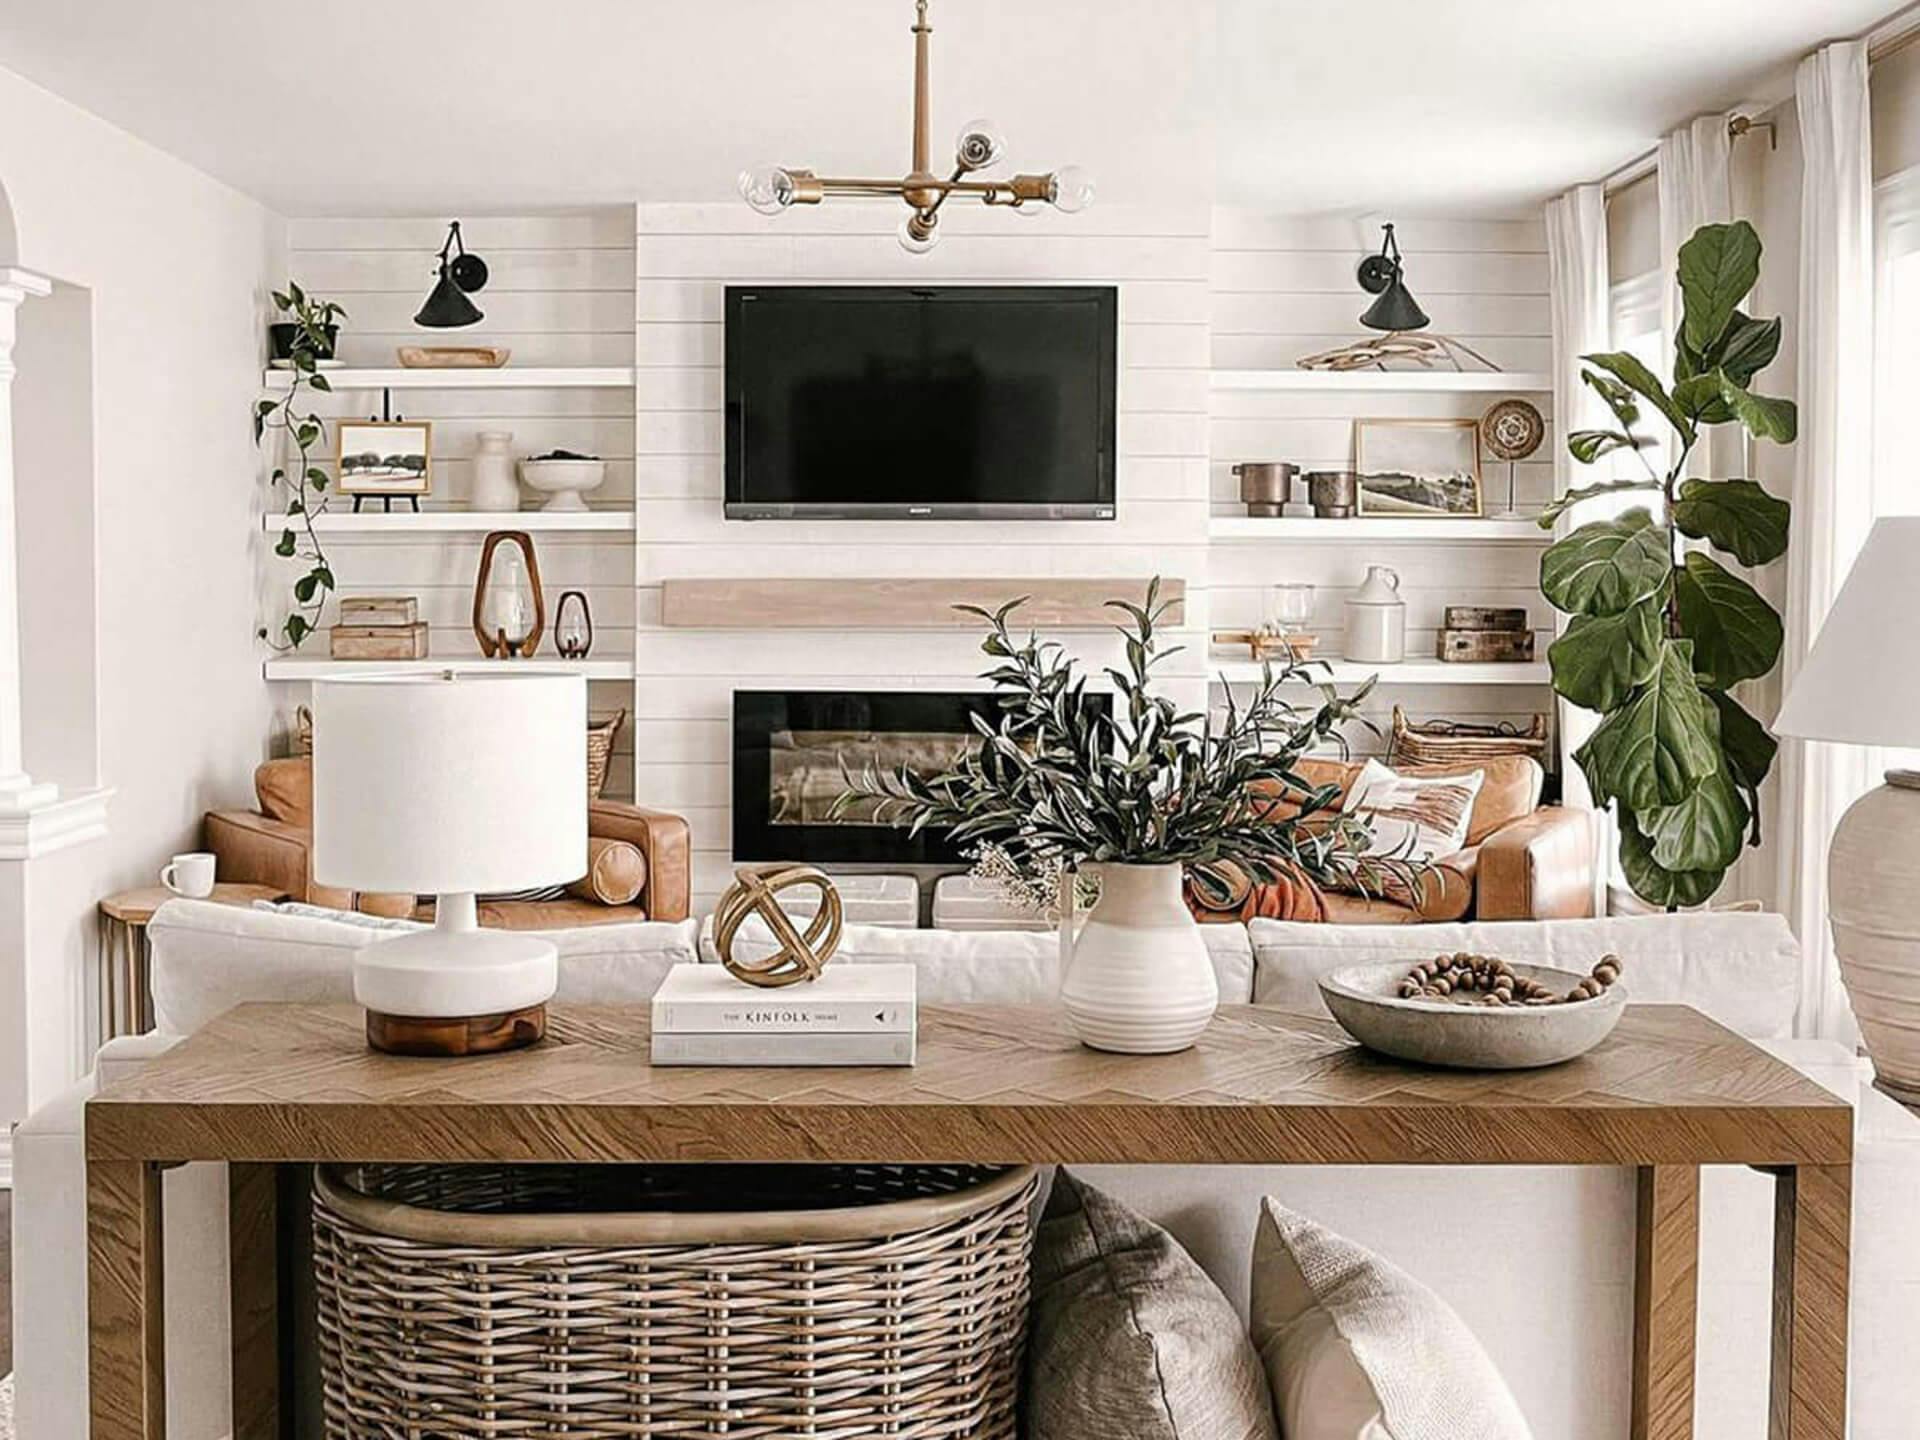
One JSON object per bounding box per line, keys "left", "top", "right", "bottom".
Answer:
{"left": 1208, "top": 658, "right": 1550, "bottom": 687}
{"left": 259, "top": 365, "right": 636, "bottom": 391}
{"left": 263, "top": 656, "right": 633, "bottom": 682}
{"left": 1207, "top": 515, "right": 1550, "bottom": 543}
{"left": 1210, "top": 369, "right": 1553, "bottom": 394}
{"left": 264, "top": 509, "right": 633, "bottom": 535}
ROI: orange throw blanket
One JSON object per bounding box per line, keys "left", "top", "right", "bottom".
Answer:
{"left": 1185, "top": 860, "right": 1329, "bottom": 924}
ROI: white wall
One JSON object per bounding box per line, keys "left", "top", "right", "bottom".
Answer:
{"left": 0, "top": 63, "right": 281, "bottom": 1117}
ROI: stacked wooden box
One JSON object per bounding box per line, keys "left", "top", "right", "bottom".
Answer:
{"left": 1436, "top": 605, "right": 1533, "bottom": 664}
{"left": 330, "top": 596, "right": 429, "bottom": 660}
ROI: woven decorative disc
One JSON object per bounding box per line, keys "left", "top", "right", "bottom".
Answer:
{"left": 713, "top": 862, "right": 845, "bottom": 988}
{"left": 1482, "top": 398, "right": 1546, "bottom": 462}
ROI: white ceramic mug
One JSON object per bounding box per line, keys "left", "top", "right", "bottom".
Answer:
{"left": 161, "top": 851, "right": 216, "bottom": 899}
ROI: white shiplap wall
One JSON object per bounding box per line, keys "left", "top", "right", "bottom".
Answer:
{"left": 632, "top": 203, "right": 1213, "bottom": 907}
{"left": 1207, "top": 210, "right": 1557, "bottom": 762}
{"left": 270, "top": 212, "right": 638, "bottom": 796}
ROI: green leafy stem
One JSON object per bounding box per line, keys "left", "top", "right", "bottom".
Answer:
{"left": 1537, "top": 220, "right": 1794, "bottom": 909}
{"left": 254, "top": 281, "right": 344, "bottom": 651}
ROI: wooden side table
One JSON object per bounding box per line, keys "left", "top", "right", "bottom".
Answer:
{"left": 95, "top": 884, "right": 287, "bottom": 1040}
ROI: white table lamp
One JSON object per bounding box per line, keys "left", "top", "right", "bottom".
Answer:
{"left": 1775, "top": 515, "right": 1920, "bottom": 1102}
{"left": 312, "top": 671, "right": 586, "bottom": 1054}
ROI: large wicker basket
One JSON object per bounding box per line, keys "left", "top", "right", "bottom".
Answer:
{"left": 312, "top": 1161, "right": 1038, "bottom": 1439}
{"left": 1388, "top": 705, "right": 1550, "bottom": 766}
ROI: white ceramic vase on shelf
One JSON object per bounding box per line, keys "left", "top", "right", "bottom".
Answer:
{"left": 1344, "top": 564, "right": 1406, "bottom": 663}
{"left": 1058, "top": 862, "right": 1217, "bottom": 1054}
{"left": 469, "top": 430, "right": 521, "bottom": 512}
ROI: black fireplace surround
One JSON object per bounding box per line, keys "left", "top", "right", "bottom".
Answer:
{"left": 732, "top": 689, "right": 1109, "bottom": 865}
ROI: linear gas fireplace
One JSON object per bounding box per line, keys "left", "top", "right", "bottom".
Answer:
{"left": 732, "top": 689, "right": 1109, "bottom": 866}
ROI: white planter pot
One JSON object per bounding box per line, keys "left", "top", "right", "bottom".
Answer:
{"left": 1059, "top": 862, "right": 1217, "bottom": 1053}
{"left": 468, "top": 430, "right": 521, "bottom": 512}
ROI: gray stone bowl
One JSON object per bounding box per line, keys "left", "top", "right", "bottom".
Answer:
{"left": 1319, "top": 961, "right": 1627, "bottom": 1070}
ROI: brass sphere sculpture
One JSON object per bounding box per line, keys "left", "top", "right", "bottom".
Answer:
{"left": 712, "top": 863, "right": 845, "bottom": 988}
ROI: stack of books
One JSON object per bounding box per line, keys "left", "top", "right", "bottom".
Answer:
{"left": 330, "top": 595, "right": 428, "bottom": 660}
{"left": 650, "top": 963, "right": 917, "bottom": 1066}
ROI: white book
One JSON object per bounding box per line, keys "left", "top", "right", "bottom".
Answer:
{"left": 652, "top": 963, "right": 916, "bottom": 1034}
{"left": 650, "top": 1030, "right": 917, "bottom": 1067}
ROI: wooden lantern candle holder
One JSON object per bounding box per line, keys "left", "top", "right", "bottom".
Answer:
{"left": 472, "top": 530, "right": 545, "bottom": 658}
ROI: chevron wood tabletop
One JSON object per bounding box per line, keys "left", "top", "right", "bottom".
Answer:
{"left": 83, "top": 1001, "right": 1850, "bottom": 1168}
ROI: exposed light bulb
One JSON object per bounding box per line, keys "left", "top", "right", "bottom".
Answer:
{"left": 738, "top": 165, "right": 796, "bottom": 216}
{"left": 1047, "top": 166, "right": 1095, "bottom": 214}
{"left": 954, "top": 117, "right": 1007, "bottom": 172}
{"left": 898, "top": 214, "right": 941, "bottom": 254}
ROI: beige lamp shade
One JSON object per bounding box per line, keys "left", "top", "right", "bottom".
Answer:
{"left": 1775, "top": 517, "right": 1920, "bottom": 746}
{"left": 311, "top": 671, "right": 587, "bottom": 896}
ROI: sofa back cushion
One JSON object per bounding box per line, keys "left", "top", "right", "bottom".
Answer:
{"left": 700, "top": 917, "right": 1257, "bottom": 1006}
{"left": 255, "top": 757, "right": 313, "bottom": 826}
{"left": 147, "top": 899, "right": 701, "bottom": 1035}
{"left": 1249, "top": 911, "right": 1800, "bottom": 1038}
{"left": 1264, "top": 755, "right": 1542, "bottom": 847}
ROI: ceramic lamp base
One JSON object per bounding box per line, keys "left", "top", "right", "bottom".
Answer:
{"left": 351, "top": 893, "right": 558, "bottom": 1056}
{"left": 1830, "top": 775, "right": 1920, "bottom": 1100}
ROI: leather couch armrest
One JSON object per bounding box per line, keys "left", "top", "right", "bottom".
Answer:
{"left": 1477, "top": 806, "right": 1597, "bottom": 921}
{"left": 204, "top": 809, "right": 313, "bottom": 901}
{"left": 590, "top": 801, "right": 692, "bottom": 921}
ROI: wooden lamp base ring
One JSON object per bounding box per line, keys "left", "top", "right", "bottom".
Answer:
{"left": 366, "top": 1004, "right": 547, "bottom": 1056}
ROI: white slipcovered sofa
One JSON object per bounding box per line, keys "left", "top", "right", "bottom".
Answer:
{"left": 12, "top": 900, "right": 1920, "bottom": 1438}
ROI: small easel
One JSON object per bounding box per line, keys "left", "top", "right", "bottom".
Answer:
{"left": 348, "top": 385, "right": 422, "bottom": 514}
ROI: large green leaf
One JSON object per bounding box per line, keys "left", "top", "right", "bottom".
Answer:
{"left": 1678, "top": 220, "right": 1761, "bottom": 355}
{"left": 1716, "top": 312, "right": 1783, "bottom": 385}
{"left": 1638, "top": 766, "right": 1749, "bottom": 873}
{"left": 1548, "top": 599, "right": 1664, "bottom": 712}
{"left": 1674, "top": 552, "right": 1784, "bottom": 687}
{"left": 1673, "top": 372, "right": 1735, "bottom": 425}
{"left": 1567, "top": 429, "right": 1638, "bottom": 465}
{"left": 1583, "top": 352, "right": 1696, "bottom": 447}
{"left": 1537, "top": 478, "right": 1664, "bottom": 529}
{"left": 1718, "top": 375, "right": 1798, "bottom": 443}
{"left": 1540, "top": 507, "right": 1673, "bottom": 616}
{"left": 1574, "top": 640, "right": 1720, "bottom": 811}
{"left": 1582, "top": 368, "right": 1641, "bottom": 427}
{"left": 1619, "top": 815, "right": 1727, "bottom": 909}
{"left": 1707, "top": 689, "right": 1777, "bottom": 844}
{"left": 1670, "top": 478, "right": 1791, "bottom": 566}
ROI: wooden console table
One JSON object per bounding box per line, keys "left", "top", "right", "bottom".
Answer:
{"left": 84, "top": 1002, "right": 1854, "bottom": 1440}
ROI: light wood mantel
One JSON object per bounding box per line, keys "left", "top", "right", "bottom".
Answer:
{"left": 659, "top": 577, "right": 1185, "bottom": 630}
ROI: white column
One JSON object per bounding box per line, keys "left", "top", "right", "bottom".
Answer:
{"left": 0, "top": 266, "right": 54, "bottom": 810}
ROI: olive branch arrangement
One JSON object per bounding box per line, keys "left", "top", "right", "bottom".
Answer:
{"left": 835, "top": 578, "right": 1414, "bottom": 898}
{"left": 253, "top": 282, "right": 345, "bottom": 651}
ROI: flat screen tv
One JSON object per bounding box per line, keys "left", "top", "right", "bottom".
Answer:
{"left": 724, "top": 285, "right": 1117, "bottom": 519}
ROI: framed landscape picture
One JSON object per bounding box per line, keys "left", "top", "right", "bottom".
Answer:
{"left": 1354, "top": 418, "right": 1482, "bottom": 517}
{"left": 337, "top": 420, "right": 433, "bottom": 496}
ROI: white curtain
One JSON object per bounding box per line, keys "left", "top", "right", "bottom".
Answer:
{"left": 1544, "top": 184, "right": 1611, "bottom": 821}
{"left": 1776, "top": 41, "right": 1876, "bottom": 1042}
{"left": 1658, "top": 115, "right": 1741, "bottom": 482}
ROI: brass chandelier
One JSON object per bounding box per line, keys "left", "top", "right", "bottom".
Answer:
{"left": 737, "top": 0, "right": 1093, "bottom": 253}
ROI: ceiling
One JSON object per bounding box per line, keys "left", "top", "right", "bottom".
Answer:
{"left": 0, "top": 0, "right": 1901, "bottom": 217}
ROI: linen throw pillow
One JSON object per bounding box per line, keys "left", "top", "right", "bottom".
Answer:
{"left": 1027, "top": 1169, "right": 1278, "bottom": 1440}
{"left": 1341, "top": 759, "right": 1484, "bottom": 863}
{"left": 1249, "top": 1197, "right": 1532, "bottom": 1440}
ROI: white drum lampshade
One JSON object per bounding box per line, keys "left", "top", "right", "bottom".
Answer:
{"left": 1775, "top": 516, "right": 1920, "bottom": 1101}
{"left": 312, "top": 671, "right": 587, "bottom": 1053}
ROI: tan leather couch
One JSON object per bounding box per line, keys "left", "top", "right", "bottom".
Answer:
{"left": 1274, "top": 755, "right": 1596, "bottom": 924}
{"left": 205, "top": 758, "right": 692, "bottom": 927}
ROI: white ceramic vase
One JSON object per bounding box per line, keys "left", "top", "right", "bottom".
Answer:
{"left": 1059, "top": 862, "right": 1218, "bottom": 1054}
{"left": 1344, "top": 564, "right": 1406, "bottom": 663}
{"left": 469, "top": 430, "right": 521, "bottom": 512}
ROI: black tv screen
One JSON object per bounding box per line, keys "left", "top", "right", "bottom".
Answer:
{"left": 724, "top": 285, "right": 1117, "bottom": 519}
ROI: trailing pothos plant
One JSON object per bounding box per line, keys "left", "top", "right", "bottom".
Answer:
{"left": 253, "top": 282, "right": 345, "bottom": 650}
{"left": 1537, "top": 220, "right": 1794, "bottom": 909}
{"left": 834, "top": 578, "right": 1413, "bottom": 898}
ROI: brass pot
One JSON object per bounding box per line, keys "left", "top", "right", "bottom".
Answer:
{"left": 1232, "top": 461, "right": 1298, "bottom": 517}
{"left": 1306, "top": 470, "right": 1359, "bottom": 519}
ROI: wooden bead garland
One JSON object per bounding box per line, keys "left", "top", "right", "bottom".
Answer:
{"left": 1395, "top": 951, "right": 1624, "bottom": 1007}
{"left": 712, "top": 862, "right": 844, "bottom": 989}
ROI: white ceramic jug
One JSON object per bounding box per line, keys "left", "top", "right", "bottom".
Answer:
{"left": 1058, "top": 862, "right": 1217, "bottom": 1053}
{"left": 1344, "top": 564, "right": 1406, "bottom": 663}
{"left": 469, "top": 430, "right": 520, "bottom": 512}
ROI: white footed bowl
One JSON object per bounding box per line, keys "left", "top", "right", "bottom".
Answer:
{"left": 518, "top": 458, "right": 606, "bottom": 512}
{"left": 1319, "top": 961, "right": 1626, "bottom": 1070}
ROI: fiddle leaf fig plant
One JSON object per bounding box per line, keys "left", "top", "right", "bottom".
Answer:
{"left": 254, "top": 281, "right": 343, "bottom": 650}
{"left": 1537, "top": 220, "right": 1793, "bottom": 909}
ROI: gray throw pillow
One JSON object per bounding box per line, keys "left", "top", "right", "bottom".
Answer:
{"left": 1026, "top": 1169, "right": 1278, "bottom": 1440}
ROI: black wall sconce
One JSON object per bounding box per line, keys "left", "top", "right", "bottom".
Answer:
{"left": 415, "top": 221, "right": 489, "bottom": 328}
{"left": 1356, "top": 223, "right": 1430, "bottom": 333}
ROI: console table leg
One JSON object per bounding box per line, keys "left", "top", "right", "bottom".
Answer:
{"left": 229, "top": 1164, "right": 283, "bottom": 1439}
{"left": 1632, "top": 1163, "right": 1700, "bottom": 1440}
{"left": 1770, "top": 1164, "right": 1851, "bottom": 1440}
{"left": 87, "top": 1157, "right": 166, "bottom": 1439}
